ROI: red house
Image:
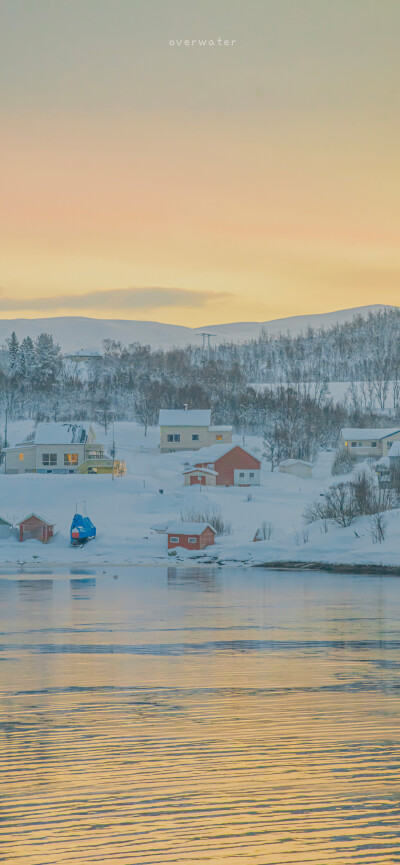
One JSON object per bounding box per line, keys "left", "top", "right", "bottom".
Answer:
{"left": 17, "top": 513, "right": 55, "bottom": 544}
{"left": 190, "top": 443, "right": 261, "bottom": 487}
{"left": 167, "top": 522, "right": 216, "bottom": 550}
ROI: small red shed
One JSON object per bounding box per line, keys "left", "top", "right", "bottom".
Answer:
{"left": 167, "top": 522, "right": 216, "bottom": 551}
{"left": 17, "top": 513, "right": 55, "bottom": 544}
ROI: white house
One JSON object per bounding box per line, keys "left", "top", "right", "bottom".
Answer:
{"left": 340, "top": 428, "right": 400, "bottom": 459}
{"left": 3, "top": 422, "right": 112, "bottom": 475}
{"left": 159, "top": 408, "right": 232, "bottom": 453}
{"left": 278, "top": 459, "right": 313, "bottom": 479}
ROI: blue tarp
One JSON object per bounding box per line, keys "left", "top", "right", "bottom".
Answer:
{"left": 70, "top": 513, "right": 96, "bottom": 545}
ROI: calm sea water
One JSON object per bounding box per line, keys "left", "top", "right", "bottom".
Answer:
{"left": 1, "top": 566, "right": 400, "bottom": 864}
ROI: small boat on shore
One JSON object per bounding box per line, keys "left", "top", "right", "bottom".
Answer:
{"left": 70, "top": 514, "right": 96, "bottom": 546}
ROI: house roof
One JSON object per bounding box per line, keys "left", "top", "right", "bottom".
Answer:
{"left": 17, "top": 513, "right": 55, "bottom": 527}
{"left": 182, "top": 466, "right": 218, "bottom": 476}
{"left": 389, "top": 441, "right": 400, "bottom": 457}
{"left": 34, "top": 422, "right": 88, "bottom": 445}
{"left": 341, "top": 428, "right": 400, "bottom": 441}
{"left": 159, "top": 409, "right": 211, "bottom": 427}
{"left": 0, "top": 516, "right": 13, "bottom": 526}
{"left": 193, "top": 442, "right": 260, "bottom": 464}
{"left": 279, "top": 458, "right": 313, "bottom": 468}
{"left": 167, "top": 522, "right": 216, "bottom": 535}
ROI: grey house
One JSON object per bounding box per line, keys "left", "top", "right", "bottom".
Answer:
{"left": 0, "top": 517, "right": 13, "bottom": 539}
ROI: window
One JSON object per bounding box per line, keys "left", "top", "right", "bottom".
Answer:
{"left": 249, "top": 472, "right": 254, "bottom": 478}
{"left": 388, "top": 442, "right": 393, "bottom": 449}
{"left": 351, "top": 442, "right": 357, "bottom": 447}
{"left": 216, "top": 434, "right": 223, "bottom": 441}
{"left": 239, "top": 472, "right": 245, "bottom": 478}
{"left": 192, "top": 434, "right": 199, "bottom": 441}
{"left": 42, "top": 453, "right": 57, "bottom": 466}
{"left": 173, "top": 434, "right": 180, "bottom": 442}
{"left": 167, "top": 434, "right": 174, "bottom": 442}
{"left": 358, "top": 442, "right": 363, "bottom": 447}
{"left": 371, "top": 441, "right": 377, "bottom": 448}
{"left": 188, "top": 538, "right": 197, "bottom": 544}
{"left": 64, "top": 453, "right": 78, "bottom": 465}
{"left": 170, "top": 536, "right": 179, "bottom": 543}
{"left": 19, "top": 453, "right": 24, "bottom": 461}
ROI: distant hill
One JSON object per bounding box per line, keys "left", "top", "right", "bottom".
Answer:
{"left": 0, "top": 305, "right": 395, "bottom": 352}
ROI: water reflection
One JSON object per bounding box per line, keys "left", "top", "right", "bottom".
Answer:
{"left": 1, "top": 567, "right": 400, "bottom": 864}
{"left": 70, "top": 578, "right": 96, "bottom": 600}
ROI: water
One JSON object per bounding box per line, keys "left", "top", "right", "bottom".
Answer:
{"left": 1, "top": 566, "right": 400, "bottom": 864}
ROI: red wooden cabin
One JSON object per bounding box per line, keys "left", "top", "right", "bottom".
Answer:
{"left": 18, "top": 513, "right": 55, "bottom": 544}
{"left": 194, "top": 444, "right": 261, "bottom": 486}
{"left": 167, "top": 522, "right": 216, "bottom": 551}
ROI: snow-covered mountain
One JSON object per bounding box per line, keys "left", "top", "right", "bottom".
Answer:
{"left": 0, "top": 305, "right": 395, "bottom": 352}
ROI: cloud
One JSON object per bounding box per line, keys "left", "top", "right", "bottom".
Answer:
{"left": 0, "top": 286, "right": 230, "bottom": 312}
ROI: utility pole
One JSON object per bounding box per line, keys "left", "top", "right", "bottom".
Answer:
{"left": 111, "top": 413, "right": 115, "bottom": 481}
{"left": 239, "top": 404, "right": 246, "bottom": 447}
{"left": 4, "top": 408, "right": 8, "bottom": 449}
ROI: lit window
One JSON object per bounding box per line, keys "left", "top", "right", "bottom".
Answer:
{"left": 64, "top": 453, "right": 78, "bottom": 465}
{"left": 19, "top": 453, "right": 24, "bottom": 461}
{"left": 216, "top": 434, "right": 222, "bottom": 440}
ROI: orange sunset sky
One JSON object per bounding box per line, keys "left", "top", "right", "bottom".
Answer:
{"left": 0, "top": 0, "right": 399, "bottom": 325}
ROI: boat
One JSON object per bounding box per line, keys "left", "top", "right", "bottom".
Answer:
{"left": 70, "top": 513, "right": 96, "bottom": 546}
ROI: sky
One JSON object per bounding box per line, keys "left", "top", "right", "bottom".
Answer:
{"left": 0, "top": 0, "right": 399, "bottom": 325}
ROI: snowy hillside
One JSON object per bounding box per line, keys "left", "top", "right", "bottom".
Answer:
{"left": 0, "top": 305, "right": 394, "bottom": 351}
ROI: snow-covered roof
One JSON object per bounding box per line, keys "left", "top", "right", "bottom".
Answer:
{"left": 389, "top": 441, "right": 400, "bottom": 458}
{"left": 17, "top": 512, "right": 55, "bottom": 526}
{"left": 0, "top": 515, "right": 13, "bottom": 526}
{"left": 159, "top": 409, "right": 211, "bottom": 427}
{"left": 193, "top": 442, "right": 260, "bottom": 464}
{"left": 150, "top": 521, "right": 170, "bottom": 532}
{"left": 168, "top": 522, "right": 216, "bottom": 535}
{"left": 279, "top": 458, "right": 313, "bottom": 467}
{"left": 341, "top": 428, "right": 400, "bottom": 441}
{"left": 182, "top": 466, "right": 218, "bottom": 476}
{"left": 209, "top": 425, "right": 233, "bottom": 432}
{"left": 34, "top": 422, "right": 87, "bottom": 445}
{"left": 67, "top": 348, "right": 102, "bottom": 357}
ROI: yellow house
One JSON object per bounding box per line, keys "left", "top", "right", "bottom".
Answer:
{"left": 159, "top": 409, "right": 232, "bottom": 453}
{"left": 340, "top": 427, "right": 400, "bottom": 459}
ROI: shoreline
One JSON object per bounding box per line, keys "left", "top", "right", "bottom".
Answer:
{"left": 0, "top": 557, "right": 399, "bottom": 576}
{"left": 255, "top": 560, "right": 400, "bottom": 575}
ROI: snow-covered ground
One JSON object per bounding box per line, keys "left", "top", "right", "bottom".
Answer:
{"left": 0, "top": 420, "right": 399, "bottom": 568}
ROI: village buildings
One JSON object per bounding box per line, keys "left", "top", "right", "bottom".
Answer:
{"left": 17, "top": 513, "right": 55, "bottom": 543}
{"left": 183, "top": 443, "right": 261, "bottom": 486}
{"left": 167, "top": 522, "right": 216, "bottom": 550}
{"left": 278, "top": 458, "right": 313, "bottom": 478}
{"left": 159, "top": 409, "right": 232, "bottom": 453}
{"left": 340, "top": 428, "right": 400, "bottom": 459}
{"left": 4, "top": 422, "right": 113, "bottom": 475}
